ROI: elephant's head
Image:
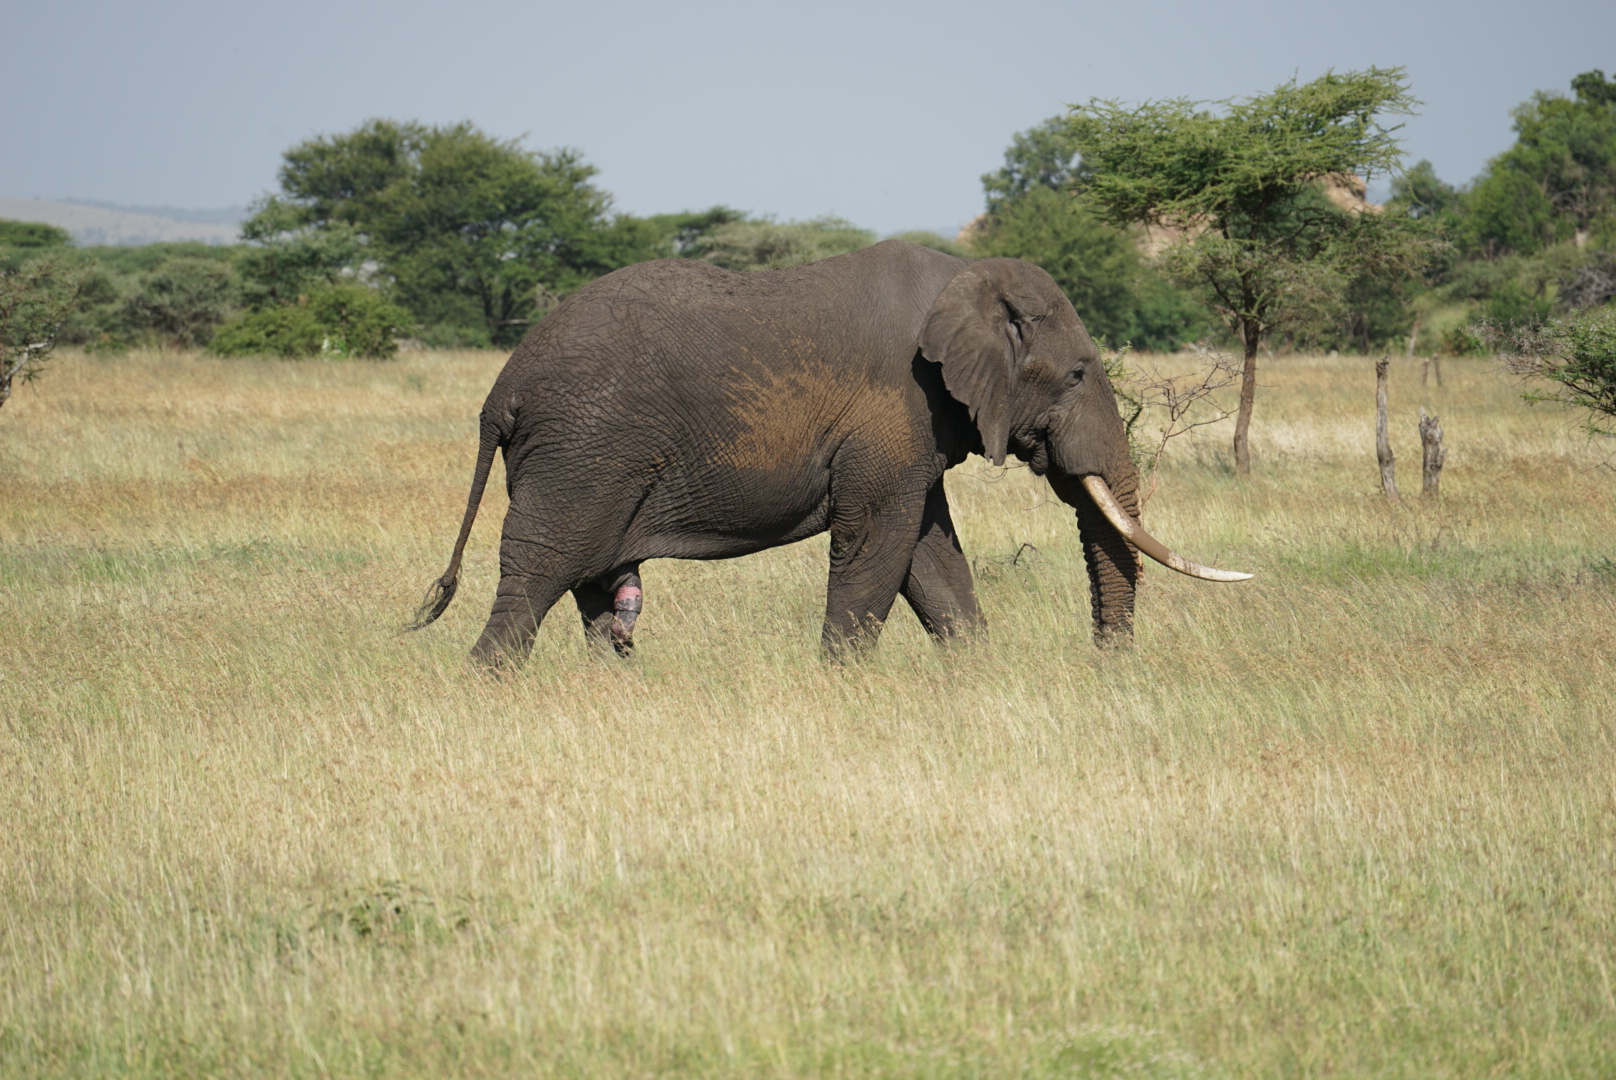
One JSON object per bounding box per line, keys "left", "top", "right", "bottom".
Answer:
{"left": 921, "top": 258, "right": 1248, "bottom": 645}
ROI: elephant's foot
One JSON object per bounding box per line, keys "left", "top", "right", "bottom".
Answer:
{"left": 610, "top": 580, "right": 642, "bottom": 655}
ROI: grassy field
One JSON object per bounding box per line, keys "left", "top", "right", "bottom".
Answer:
{"left": 2, "top": 346, "right": 1613, "bottom": 1078}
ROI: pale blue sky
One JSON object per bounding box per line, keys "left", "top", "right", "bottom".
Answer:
{"left": 5, "top": 0, "right": 1612, "bottom": 234}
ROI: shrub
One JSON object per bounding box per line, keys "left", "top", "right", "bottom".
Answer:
{"left": 120, "top": 257, "right": 238, "bottom": 348}
{"left": 0, "top": 219, "right": 73, "bottom": 253}
{"left": 208, "top": 305, "right": 324, "bottom": 359}
{"left": 887, "top": 230, "right": 968, "bottom": 257}
{"left": 689, "top": 216, "right": 876, "bottom": 271}
{"left": 210, "top": 285, "right": 413, "bottom": 359}
{"left": 1496, "top": 306, "right": 1616, "bottom": 434}
{"left": 1442, "top": 325, "right": 1486, "bottom": 355}
{"left": 1483, "top": 280, "right": 1553, "bottom": 328}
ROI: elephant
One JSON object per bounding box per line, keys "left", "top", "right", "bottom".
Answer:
{"left": 411, "top": 240, "right": 1247, "bottom": 665}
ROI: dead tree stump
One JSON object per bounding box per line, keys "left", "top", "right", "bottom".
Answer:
{"left": 1376, "top": 357, "right": 1399, "bottom": 500}
{"left": 1419, "top": 408, "right": 1447, "bottom": 497}
{"left": 1426, "top": 354, "right": 1443, "bottom": 387}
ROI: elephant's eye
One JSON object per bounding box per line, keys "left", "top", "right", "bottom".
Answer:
{"left": 1066, "top": 365, "right": 1085, "bottom": 385}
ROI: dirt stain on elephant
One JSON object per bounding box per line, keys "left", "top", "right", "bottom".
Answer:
{"left": 714, "top": 360, "right": 912, "bottom": 471}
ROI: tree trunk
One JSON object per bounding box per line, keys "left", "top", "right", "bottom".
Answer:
{"left": 1, "top": 353, "right": 26, "bottom": 412}
{"left": 1419, "top": 408, "right": 1447, "bottom": 497}
{"left": 1375, "top": 357, "right": 1399, "bottom": 500}
{"left": 1406, "top": 316, "right": 1421, "bottom": 359}
{"left": 1232, "top": 323, "right": 1259, "bottom": 476}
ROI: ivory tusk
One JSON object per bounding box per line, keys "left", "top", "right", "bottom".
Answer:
{"left": 1080, "top": 475, "right": 1253, "bottom": 582}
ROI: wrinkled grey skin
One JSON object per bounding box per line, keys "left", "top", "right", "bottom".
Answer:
{"left": 413, "top": 240, "right": 1142, "bottom": 664}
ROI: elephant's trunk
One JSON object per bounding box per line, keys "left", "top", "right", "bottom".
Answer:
{"left": 1050, "top": 457, "right": 1252, "bottom": 646}
{"left": 1052, "top": 460, "right": 1144, "bottom": 646}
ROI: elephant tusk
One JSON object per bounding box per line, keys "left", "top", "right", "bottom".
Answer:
{"left": 1080, "top": 475, "right": 1253, "bottom": 583}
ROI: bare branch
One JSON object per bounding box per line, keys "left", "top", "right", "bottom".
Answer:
{"left": 1110, "top": 347, "right": 1240, "bottom": 504}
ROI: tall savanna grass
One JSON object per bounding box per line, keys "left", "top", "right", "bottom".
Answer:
{"left": 2, "top": 347, "right": 1613, "bottom": 1078}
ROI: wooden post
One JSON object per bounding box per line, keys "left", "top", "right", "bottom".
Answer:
{"left": 1376, "top": 357, "right": 1399, "bottom": 500}
{"left": 1419, "top": 409, "right": 1447, "bottom": 497}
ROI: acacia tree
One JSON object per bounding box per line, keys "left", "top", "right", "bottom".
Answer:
{"left": 0, "top": 256, "right": 86, "bottom": 412}
{"left": 1068, "top": 68, "right": 1436, "bottom": 473}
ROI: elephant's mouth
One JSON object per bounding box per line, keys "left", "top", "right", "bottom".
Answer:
{"left": 1081, "top": 476, "right": 1252, "bottom": 583}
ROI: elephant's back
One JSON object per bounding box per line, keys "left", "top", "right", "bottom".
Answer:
{"left": 487, "top": 241, "right": 962, "bottom": 458}
{"left": 513, "top": 242, "right": 963, "bottom": 365}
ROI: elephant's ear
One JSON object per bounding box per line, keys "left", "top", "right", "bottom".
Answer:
{"left": 919, "top": 260, "right": 1041, "bottom": 467}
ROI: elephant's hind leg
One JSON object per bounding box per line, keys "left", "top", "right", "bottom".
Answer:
{"left": 573, "top": 581, "right": 616, "bottom": 649}
{"left": 572, "top": 567, "right": 642, "bottom": 657}
{"left": 471, "top": 572, "right": 572, "bottom": 669}
{"left": 475, "top": 490, "right": 635, "bottom": 668}
{"left": 899, "top": 481, "right": 984, "bottom": 641}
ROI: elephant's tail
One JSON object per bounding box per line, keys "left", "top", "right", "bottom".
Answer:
{"left": 406, "top": 414, "right": 503, "bottom": 632}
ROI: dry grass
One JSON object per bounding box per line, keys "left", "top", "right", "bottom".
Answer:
{"left": 2, "top": 347, "right": 1613, "bottom": 1078}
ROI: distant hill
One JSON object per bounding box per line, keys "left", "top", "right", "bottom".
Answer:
{"left": 0, "top": 196, "right": 241, "bottom": 246}
{"left": 58, "top": 198, "right": 246, "bottom": 227}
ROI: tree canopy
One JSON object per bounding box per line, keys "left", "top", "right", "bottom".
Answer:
{"left": 980, "top": 117, "right": 1083, "bottom": 214}
{"left": 1067, "top": 68, "right": 1438, "bottom": 473}
{"left": 1071, "top": 70, "right": 1416, "bottom": 229}
{"left": 1385, "top": 160, "right": 1464, "bottom": 224}
{"left": 243, "top": 119, "right": 655, "bottom": 346}
{"left": 1371, "top": 70, "right": 1616, "bottom": 354}
{"left": 1462, "top": 70, "right": 1616, "bottom": 256}
{"left": 970, "top": 186, "right": 1144, "bottom": 345}
{"left": 970, "top": 119, "right": 1207, "bottom": 350}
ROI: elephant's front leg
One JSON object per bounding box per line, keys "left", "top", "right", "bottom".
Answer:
{"left": 821, "top": 489, "right": 928, "bottom": 657}
{"left": 899, "top": 480, "right": 984, "bottom": 641}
